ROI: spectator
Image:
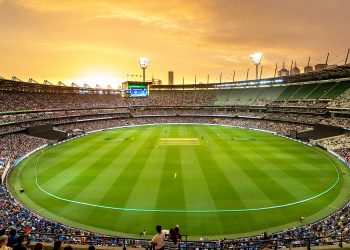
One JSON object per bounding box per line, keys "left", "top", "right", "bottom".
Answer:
{"left": 63, "top": 246, "right": 72, "bottom": 250}
{"left": 168, "top": 228, "right": 179, "bottom": 250}
{"left": 87, "top": 245, "right": 95, "bottom": 250}
{"left": 174, "top": 225, "right": 181, "bottom": 242}
{"left": 7, "top": 228, "right": 18, "bottom": 247}
{"left": 0, "top": 235, "right": 11, "bottom": 250}
{"left": 12, "top": 235, "right": 27, "bottom": 250}
{"left": 150, "top": 225, "right": 165, "bottom": 250}
{"left": 52, "top": 240, "right": 62, "bottom": 250}
{"left": 33, "top": 243, "right": 43, "bottom": 250}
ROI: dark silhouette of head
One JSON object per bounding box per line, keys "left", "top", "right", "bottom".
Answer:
{"left": 156, "top": 225, "right": 162, "bottom": 233}
{"left": 17, "top": 235, "right": 25, "bottom": 244}
{"left": 34, "top": 242, "right": 43, "bottom": 250}
{"left": 64, "top": 245, "right": 73, "bottom": 250}
{"left": 9, "top": 229, "right": 17, "bottom": 237}
{"left": 53, "top": 240, "right": 62, "bottom": 250}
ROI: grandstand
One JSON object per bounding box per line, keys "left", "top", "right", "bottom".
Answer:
{"left": 1, "top": 64, "right": 350, "bottom": 249}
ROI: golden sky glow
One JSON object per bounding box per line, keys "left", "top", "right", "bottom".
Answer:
{"left": 0, "top": 0, "right": 349, "bottom": 88}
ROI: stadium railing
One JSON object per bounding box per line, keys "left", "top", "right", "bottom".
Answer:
{"left": 13, "top": 232, "right": 350, "bottom": 250}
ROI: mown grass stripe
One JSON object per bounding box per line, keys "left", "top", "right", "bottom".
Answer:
{"left": 206, "top": 126, "right": 299, "bottom": 204}
{"left": 36, "top": 132, "right": 130, "bottom": 185}
{"left": 180, "top": 136, "right": 224, "bottom": 232}
{"left": 196, "top": 125, "right": 276, "bottom": 208}
{"left": 36, "top": 140, "right": 104, "bottom": 180}
{"left": 189, "top": 126, "right": 248, "bottom": 210}
{"left": 249, "top": 143, "right": 332, "bottom": 195}
{"left": 48, "top": 130, "right": 141, "bottom": 199}
{"left": 239, "top": 129, "right": 338, "bottom": 190}
{"left": 155, "top": 126, "right": 186, "bottom": 210}
{"left": 179, "top": 128, "right": 217, "bottom": 210}
{"left": 221, "top": 128, "right": 319, "bottom": 200}
{"left": 114, "top": 126, "right": 169, "bottom": 232}
{"left": 97, "top": 126, "right": 160, "bottom": 209}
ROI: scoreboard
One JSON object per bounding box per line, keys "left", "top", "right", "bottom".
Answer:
{"left": 129, "top": 85, "right": 148, "bottom": 97}
{"left": 122, "top": 81, "right": 150, "bottom": 98}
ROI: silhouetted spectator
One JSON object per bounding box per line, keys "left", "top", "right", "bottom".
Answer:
{"left": 33, "top": 243, "right": 43, "bottom": 250}
{"left": 52, "top": 240, "right": 62, "bottom": 250}
{"left": 7, "top": 228, "right": 18, "bottom": 247}
{"left": 12, "top": 235, "right": 26, "bottom": 250}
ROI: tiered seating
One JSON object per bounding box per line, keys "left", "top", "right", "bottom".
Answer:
{"left": 305, "top": 82, "right": 336, "bottom": 99}
{"left": 315, "top": 134, "right": 350, "bottom": 151}
{"left": 253, "top": 86, "right": 286, "bottom": 106}
{"left": 289, "top": 83, "right": 318, "bottom": 100}
{"left": 322, "top": 80, "right": 350, "bottom": 100}
{"left": 0, "top": 91, "right": 125, "bottom": 112}
{"left": 129, "top": 90, "right": 217, "bottom": 106}
{"left": 328, "top": 87, "right": 350, "bottom": 108}
{"left": 235, "top": 88, "right": 263, "bottom": 105}
{"left": 214, "top": 89, "right": 245, "bottom": 105}
{"left": 276, "top": 85, "right": 301, "bottom": 100}
{"left": 214, "top": 88, "right": 269, "bottom": 106}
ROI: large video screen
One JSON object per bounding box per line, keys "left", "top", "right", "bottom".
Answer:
{"left": 128, "top": 85, "right": 148, "bottom": 97}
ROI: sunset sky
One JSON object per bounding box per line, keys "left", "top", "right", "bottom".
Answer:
{"left": 0, "top": 0, "right": 349, "bottom": 88}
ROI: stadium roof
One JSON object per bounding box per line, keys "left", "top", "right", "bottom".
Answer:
{"left": 1, "top": 64, "right": 350, "bottom": 93}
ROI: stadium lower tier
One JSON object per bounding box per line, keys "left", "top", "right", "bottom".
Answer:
{"left": 1, "top": 106, "right": 350, "bottom": 137}
{"left": 1, "top": 116, "right": 350, "bottom": 247}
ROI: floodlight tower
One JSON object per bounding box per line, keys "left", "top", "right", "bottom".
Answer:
{"left": 139, "top": 57, "right": 151, "bottom": 83}
{"left": 250, "top": 52, "right": 263, "bottom": 80}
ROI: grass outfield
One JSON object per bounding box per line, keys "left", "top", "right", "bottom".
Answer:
{"left": 8, "top": 124, "right": 350, "bottom": 239}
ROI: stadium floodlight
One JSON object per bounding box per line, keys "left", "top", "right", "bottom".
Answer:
{"left": 250, "top": 52, "right": 263, "bottom": 80}
{"left": 139, "top": 57, "right": 151, "bottom": 83}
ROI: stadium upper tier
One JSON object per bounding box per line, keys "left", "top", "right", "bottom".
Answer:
{"left": 1, "top": 64, "right": 350, "bottom": 136}
{"left": 1, "top": 79, "right": 350, "bottom": 111}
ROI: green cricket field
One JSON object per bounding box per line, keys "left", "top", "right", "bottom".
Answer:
{"left": 8, "top": 124, "right": 350, "bottom": 239}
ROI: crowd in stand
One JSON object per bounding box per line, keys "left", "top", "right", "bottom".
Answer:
{"left": 0, "top": 90, "right": 218, "bottom": 113}
{"left": 0, "top": 108, "right": 129, "bottom": 125}
{"left": 263, "top": 113, "right": 350, "bottom": 129}
{"left": 0, "top": 92, "right": 126, "bottom": 112}
{"left": 2, "top": 109, "right": 350, "bottom": 137}
{"left": 0, "top": 177, "right": 349, "bottom": 249}
{"left": 1, "top": 88, "right": 350, "bottom": 137}
{"left": 267, "top": 106, "right": 326, "bottom": 114}
{"left": 0, "top": 134, "right": 47, "bottom": 164}
{"left": 56, "top": 116, "right": 311, "bottom": 137}
{"left": 283, "top": 100, "right": 329, "bottom": 108}
{"left": 1, "top": 85, "right": 349, "bottom": 112}
{"left": 0, "top": 113, "right": 130, "bottom": 136}
{"left": 315, "top": 134, "right": 350, "bottom": 162}
{"left": 328, "top": 91, "right": 350, "bottom": 109}
{"left": 58, "top": 117, "right": 215, "bottom": 133}
{"left": 127, "top": 90, "right": 217, "bottom": 107}
{"left": 265, "top": 113, "right": 325, "bottom": 124}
